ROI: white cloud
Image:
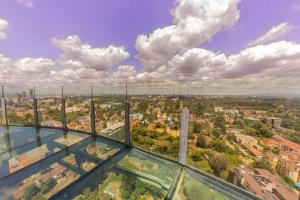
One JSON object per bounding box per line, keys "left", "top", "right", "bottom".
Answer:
{"left": 15, "top": 57, "right": 54, "bottom": 74}
{"left": 52, "top": 35, "right": 130, "bottom": 71}
{"left": 293, "top": 4, "right": 300, "bottom": 11}
{"left": 17, "top": 0, "right": 33, "bottom": 8}
{"left": 161, "top": 41, "right": 300, "bottom": 80}
{"left": 0, "top": 55, "right": 56, "bottom": 85}
{"left": 136, "top": 0, "right": 240, "bottom": 72}
{"left": 247, "top": 23, "right": 296, "bottom": 47}
{"left": 0, "top": 18, "right": 9, "bottom": 40}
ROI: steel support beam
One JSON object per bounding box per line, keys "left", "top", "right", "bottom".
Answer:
{"left": 179, "top": 107, "right": 189, "bottom": 165}
{"left": 33, "top": 98, "right": 39, "bottom": 127}
{"left": 90, "top": 86, "right": 96, "bottom": 135}
{"left": 61, "top": 86, "right": 67, "bottom": 130}
{"left": 1, "top": 86, "right": 8, "bottom": 126}
{"left": 124, "top": 83, "right": 130, "bottom": 146}
{"left": 90, "top": 101, "right": 96, "bottom": 135}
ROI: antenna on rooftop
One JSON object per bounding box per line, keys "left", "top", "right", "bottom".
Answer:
{"left": 91, "top": 85, "right": 94, "bottom": 101}
{"left": 1, "top": 86, "right": 4, "bottom": 98}
{"left": 185, "top": 80, "right": 189, "bottom": 97}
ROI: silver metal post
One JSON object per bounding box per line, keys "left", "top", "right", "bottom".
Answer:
{"left": 179, "top": 107, "right": 189, "bottom": 165}
{"left": 61, "top": 86, "right": 67, "bottom": 130}
{"left": 1, "top": 86, "right": 8, "bottom": 126}
{"left": 125, "top": 83, "right": 130, "bottom": 146}
{"left": 90, "top": 86, "right": 96, "bottom": 135}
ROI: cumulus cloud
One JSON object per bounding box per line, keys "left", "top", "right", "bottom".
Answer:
{"left": 294, "top": 4, "right": 300, "bottom": 11}
{"left": 247, "top": 23, "right": 296, "bottom": 47}
{"left": 17, "top": 0, "right": 33, "bottom": 8}
{"left": 15, "top": 57, "right": 54, "bottom": 74}
{"left": 0, "top": 54, "right": 56, "bottom": 85}
{"left": 52, "top": 35, "right": 130, "bottom": 71}
{"left": 0, "top": 18, "right": 9, "bottom": 40}
{"left": 136, "top": 0, "right": 240, "bottom": 72}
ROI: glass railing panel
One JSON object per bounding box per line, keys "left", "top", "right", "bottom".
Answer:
{"left": 0, "top": 126, "right": 56, "bottom": 154}
{"left": 94, "top": 84, "right": 126, "bottom": 141}
{"left": 35, "top": 86, "right": 63, "bottom": 127}
{"left": 64, "top": 86, "right": 91, "bottom": 132}
{"left": 0, "top": 100, "right": 3, "bottom": 125}
{"left": 4, "top": 86, "right": 35, "bottom": 125}
{"left": 175, "top": 168, "right": 252, "bottom": 200}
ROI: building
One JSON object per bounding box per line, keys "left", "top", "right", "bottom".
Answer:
{"left": 273, "top": 136, "right": 300, "bottom": 153}
{"left": 234, "top": 165, "right": 299, "bottom": 200}
{"left": 260, "top": 117, "right": 281, "bottom": 128}
{"left": 100, "top": 104, "right": 112, "bottom": 109}
{"left": 235, "top": 132, "right": 258, "bottom": 147}
{"left": 29, "top": 89, "right": 34, "bottom": 99}
{"left": 225, "top": 109, "right": 239, "bottom": 116}
{"left": 276, "top": 157, "right": 300, "bottom": 183}
{"left": 243, "top": 144, "right": 263, "bottom": 159}
{"left": 66, "top": 106, "right": 81, "bottom": 113}
{"left": 214, "top": 106, "right": 224, "bottom": 112}
{"left": 22, "top": 91, "right": 27, "bottom": 99}
{"left": 130, "top": 113, "right": 143, "bottom": 121}
{"left": 265, "top": 152, "right": 279, "bottom": 170}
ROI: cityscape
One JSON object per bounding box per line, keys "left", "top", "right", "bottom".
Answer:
{"left": 1, "top": 0, "right": 300, "bottom": 199}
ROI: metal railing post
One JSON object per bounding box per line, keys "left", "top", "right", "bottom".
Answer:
{"left": 90, "top": 86, "right": 96, "bottom": 135}
{"left": 61, "top": 86, "right": 67, "bottom": 131}
{"left": 179, "top": 107, "right": 189, "bottom": 165}
{"left": 1, "top": 86, "right": 8, "bottom": 126}
{"left": 125, "top": 83, "right": 130, "bottom": 146}
{"left": 33, "top": 87, "right": 39, "bottom": 128}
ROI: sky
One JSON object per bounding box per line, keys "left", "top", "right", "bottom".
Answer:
{"left": 1, "top": 0, "right": 300, "bottom": 95}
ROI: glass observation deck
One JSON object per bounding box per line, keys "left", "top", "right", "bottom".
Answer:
{"left": 0, "top": 126, "right": 259, "bottom": 200}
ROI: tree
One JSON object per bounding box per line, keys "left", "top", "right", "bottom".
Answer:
{"left": 254, "top": 158, "right": 272, "bottom": 172}
{"left": 210, "top": 139, "right": 229, "bottom": 153}
{"left": 190, "top": 150, "right": 203, "bottom": 162}
{"left": 196, "top": 134, "right": 206, "bottom": 148}
{"left": 226, "top": 132, "right": 237, "bottom": 142}
{"left": 209, "top": 155, "right": 228, "bottom": 177}
{"left": 212, "top": 127, "right": 222, "bottom": 138}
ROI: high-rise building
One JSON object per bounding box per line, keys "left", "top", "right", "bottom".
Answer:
{"left": 22, "top": 91, "right": 27, "bottom": 99}
{"left": 29, "top": 89, "right": 34, "bottom": 99}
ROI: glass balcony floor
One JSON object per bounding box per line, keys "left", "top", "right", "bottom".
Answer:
{"left": 0, "top": 126, "right": 260, "bottom": 200}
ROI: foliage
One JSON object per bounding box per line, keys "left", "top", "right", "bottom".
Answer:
{"left": 209, "top": 138, "right": 229, "bottom": 153}
{"left": 226, "top": 132, "right": 237, "bottom": 142}
{"left": 208, "top": 155, "right": 228, "bottom": 177}
{"left": 253, "top": 158, "right": 273, "bottom": 172}
{"left": 196, "top": 134, "right": 206, "bottom": 148}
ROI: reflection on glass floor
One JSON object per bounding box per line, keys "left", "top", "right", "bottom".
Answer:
{"left": 175, "top": 169, "right": 252, "bottom": 200}
{"left": 0, "top": 126, "right": 259, "bottom": 200}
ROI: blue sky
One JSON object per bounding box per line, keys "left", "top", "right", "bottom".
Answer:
{"left": 1, "top": 0, "right": 300, "bottom": 94}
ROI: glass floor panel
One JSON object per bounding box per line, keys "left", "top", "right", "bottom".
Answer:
{"left": 174, "top": 169, "right": 253, "bottom": 200}
{"left": 0, "top": 129, "right": 90, "bottom": 179}
{"left": 0, "top": 126, "right": 260, "bottom": 200}
{"left": 0, "top": 127, "right": 123, "bottom": 200}
{"left": 56, "top": 148, "right": 180, "bottom": 200}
